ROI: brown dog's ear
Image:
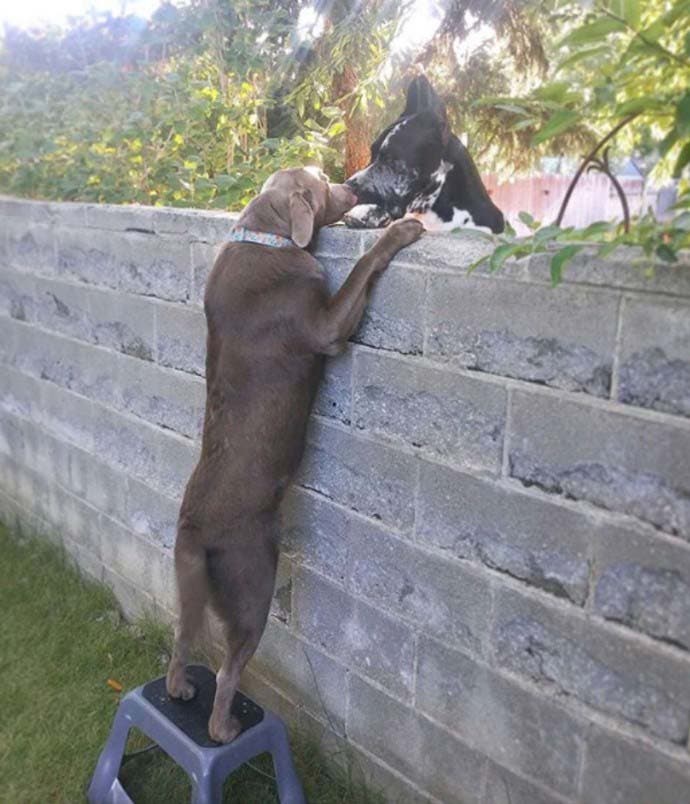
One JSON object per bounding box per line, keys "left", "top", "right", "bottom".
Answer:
{"left": 289, "top": 189, "right": 315, "bottom": 247}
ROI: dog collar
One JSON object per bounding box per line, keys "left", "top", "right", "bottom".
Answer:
{"left": 226, "top": 226, "right": 296, "bottom": 249}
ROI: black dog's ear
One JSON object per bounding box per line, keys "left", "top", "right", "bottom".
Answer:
{"left": 403, "top": 75, "right": 446, "bottom": 119}
{"left": 403, "top": 75, "right": 450, "bottom": 145}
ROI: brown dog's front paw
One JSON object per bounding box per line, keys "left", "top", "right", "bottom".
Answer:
{"left": 208, "top": 713, "right": 242, "bottom": 744}
{"left": 166, "top": 667, "right": 197, "bottom": 701}
{"left": 382, "top": 218, "right": 424, "bottom": 248}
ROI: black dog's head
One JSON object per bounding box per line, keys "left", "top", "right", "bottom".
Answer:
{"left": 345, "top": 76, "right": 504, "bottom": 233}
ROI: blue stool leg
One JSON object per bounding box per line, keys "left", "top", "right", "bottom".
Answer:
{"left": 87, "top": 704, "right": 133, "bottom": 803}
{"left": 191, "top": 769, "right": 224, "bottom": 804}
{"left": 267, "top": 717, "right": 306, "bottom": 804}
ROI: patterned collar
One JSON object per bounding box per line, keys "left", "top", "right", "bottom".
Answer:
{"left": 226, "top": 226, "right": 296, "bottom": 249}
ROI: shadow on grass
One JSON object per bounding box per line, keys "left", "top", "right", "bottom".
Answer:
{"left": 0, "top": 524, "right": 384, "bottom": 804}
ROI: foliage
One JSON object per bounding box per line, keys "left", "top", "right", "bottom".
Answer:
{"left": 0, "top": 2, "right": 339, "bottom": 208}
{"left": 0, "top": 0, "right": 553, "bottom": 206}
{"left": 473, "top": 0, "right": 690, "bottom": 278}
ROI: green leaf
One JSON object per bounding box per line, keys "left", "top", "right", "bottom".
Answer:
{"left": 674, "top": 141, "right": 690, "bottom": 178}
{"left": 518, "top": 213, "right": 540, "bottom": 231}
{"left": 556, "top": 45, "right": 610, "bottom": 73}
{"left": 598, "top": 237, "right": 625, "bottom": 258}
{"left": 608, "top": 0, "right": 641, "bottom": 28}
{"left": 532, "top": 109, "right": 581, "bottom": 145}
{"left": 676, "top": 91, "right": 690, "bottom": 137}
{"left": 655, "top": 243, "right": 677, "bottom": 262}
{"left": 579, "top": 220, "right": 616, "bottom": 239}
{"left": 615, "top": 97, "right": 666, "bottom": 116}
{"left": 532, "top": 224, "right": 564, "bottom": 244}
{"left": 490, "top": 243, "right": 523, "bottom": 272}
{"left": 558, "top": 17, "right": 626, "bottom": 48}
{"left": 494, "top": 103, "right": 532, "bottom": 115}
{"left": 518, "top": 211, "right": 540, "bottom": 230}
{"left": 534, "top": 81, "right": 571, "bottom": 103}
{"left": 550, "top": 244, "right": 583, "bottom": 286}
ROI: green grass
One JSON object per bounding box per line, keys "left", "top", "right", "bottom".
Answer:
{"left": 0, "top": 524, "right": 384, "bottom": 803}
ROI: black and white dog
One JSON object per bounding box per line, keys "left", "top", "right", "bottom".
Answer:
{"left": 345, "top": 75, "right": 504, "bottom": 233}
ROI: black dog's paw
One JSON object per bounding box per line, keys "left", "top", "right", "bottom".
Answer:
{"left": 344, "top": 204, "right": 391, "bottom": 229}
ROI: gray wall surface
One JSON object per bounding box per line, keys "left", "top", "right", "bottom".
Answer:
{"left": 1, "top": 196, "right": 690, "bottom": 803}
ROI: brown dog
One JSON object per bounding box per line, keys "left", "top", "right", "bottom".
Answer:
{"left": 165, "top": 166, "right": 423, "bottom": 743}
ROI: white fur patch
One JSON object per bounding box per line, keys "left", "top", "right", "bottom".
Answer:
{"left": 380, "top": 118, "right": 409, "bottom": 150}
{"left": 407, "top": 206, "right": 492, "bottom": 233}
{"left": 409, "top": 160, "right": 452, "bottom": 214}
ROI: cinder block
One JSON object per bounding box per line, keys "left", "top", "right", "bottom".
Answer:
{"left": 152, "top": 207, "right": 234, "bottom": 243}
{"left": 155, "top": 302, "right": 207, "bottom": 376}
{"left": 353, "top": 350, "right": 506, "bottom": 473}
{"left": 0, "top": 196, "right": 55, "bottom": 222}
{"left": 347, "top": 674, "right": 487, "bottom": 804}
{"left": 191, "top": 241, "right": 219, "bottom": 305}
{"left": 118, "top": 355, "right": 205, "bottom": 439}
{"left": 85, "top": 203, "right": 157, "bottom": 232}
{"left": 86, "top": 285, "right": 156, "bottom": 360}
{"left": 313, "top": 226, "right": 362, "bottom": 258}
{"left": 125, "top": 476, "right": 179, "bottom": 549}
{"left": 0, "top": 269, "right": 37, "bottom": 322}
{"left": 509, "top": 391, "right": 690, "bottom": 538}
{"left": 240, "top": 668, "right": 297, "bottom": 726}
{"left": 293, "top": 567, "right": 415, "bottom": 698}
{"left": 346, "top": 742, "right": 435, "bottom": 804}
{"left": 593, "top": 522, "right": 690, "bottom": 650}
{"left": 11, "top": 319, "right": 119, "bottom": 410}
{"left": 60, "top": 438, "right": 129, "bottom": 522}
{"left": 270, "top": 553, "right": 292, "bottom": 625}
{"left": 617, "top": 296, "right": 690, "bottom": 417}
{"left": 314, "top": 349, "right": 352, "bottom": 424}
{"left": 320, "top": 257, "right": 426, "bottom": 355}
{"left": 0, "top": 364, "right": 44, "bottom": 422}
{"left": 298, "top": 419, "right": 417, "bottom": 532}
{"left": 92, "top": 406, "right": 159, "bottom": 485}
{"left": 581, "top": 727, "right": 690, "bottom": 804}
{"left": 426, "top": 274, "right": 618, "bottom": 396}
{"left": 44, "top": 481, "right": 103, "bottom": 559}
{"left": 492, "top": 586, "right": 690, "bottom": 744}
{"left": 528, "top": 248, "right": 690, "bottom": 298}
{"left": 281, "top": 487, "right": 351, "bottom": 585}
{"left": 62, "top": 535, "right": 104, "bottom": 584}
{"left": 4, "top": 218, "right": 56, "bottom": 274}
{"left": 34, "top": 275, "right": 94, "bottom": 341}
{"left": 250, "top": 618, "right": 348, "bottom": 735}
{"left": 363, "top": 228, "right": 498, "bottom": 274}
{"left": 349, "top": 522, "right": 492, "bottom": 653}
{"left": 418, "top": 462, "right": 591, "bottom": 605}
{"left": 484, "top": 762, "right": 571, "bottom": 804}
{"left": 415, "top": 637, "right": 585, "bottom": 797}
{"left": 156, "top": 432, "right": 199, "bottom": 500}
{"left": 56, "top": 227, "right": 191, "bottom": 302}
{"left": 102, "top": 565, "right": 156, "bottom": 621}
{"left": 38, "top": 377, "right": 97, "bottom": 452}
{"left": 99, "top": 514, "right": 175, "bottom": 609}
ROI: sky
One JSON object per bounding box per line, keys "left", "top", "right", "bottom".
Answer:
{"left": 0, "top": 0, "right": 162, "bottom": 29}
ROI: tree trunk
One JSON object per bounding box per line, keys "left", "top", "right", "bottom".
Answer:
{"left": 333, "top": 65, "right": 372, "bottom": 177}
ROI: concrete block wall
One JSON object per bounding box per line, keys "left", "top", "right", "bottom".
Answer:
{"left": 1, "top": 196, "right": 690, "bottom": 803}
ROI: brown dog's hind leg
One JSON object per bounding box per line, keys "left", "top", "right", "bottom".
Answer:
{"left": 207, "top": 526, "right": 278, "bottom": 743}
{"left": 166, "top": 531, "right": 209, "bottom": 701}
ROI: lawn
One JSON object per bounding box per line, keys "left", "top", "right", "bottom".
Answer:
{"left": 0, "top": 524, "right": 383, "bottom": 803}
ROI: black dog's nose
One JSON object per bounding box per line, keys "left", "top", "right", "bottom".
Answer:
{"left": 491, "top": 210, "right": 505, "bottom": 234}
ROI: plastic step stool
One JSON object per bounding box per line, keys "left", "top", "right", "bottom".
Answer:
{"left": 87, "top": 664, "right": 306, "bottom": 804}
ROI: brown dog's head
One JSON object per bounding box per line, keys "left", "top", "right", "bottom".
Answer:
{"left": 239, "top": 167, "right": 358, "bottom": 247}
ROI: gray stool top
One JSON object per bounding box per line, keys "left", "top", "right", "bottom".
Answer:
{"left": 87, "top": 664, "right": 306, "bottom": 804}
{"left": 141, "top": 665, "right": 264, "bottom": 747}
